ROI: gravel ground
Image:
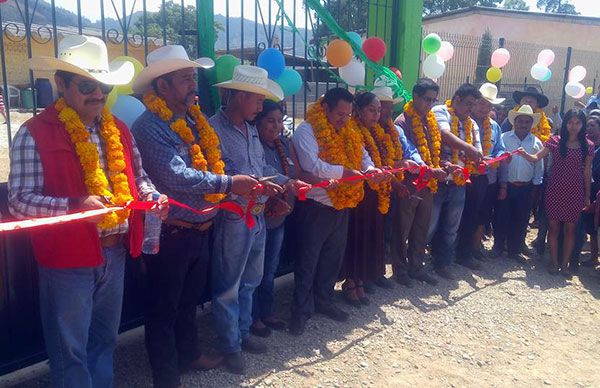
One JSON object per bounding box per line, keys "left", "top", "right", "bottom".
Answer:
{"left": 2, "top": 231, "right": 600, "bottom": 388}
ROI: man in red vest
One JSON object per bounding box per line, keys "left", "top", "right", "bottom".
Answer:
{"left": 8, "top": 35, "right": 167, "bottom": 387}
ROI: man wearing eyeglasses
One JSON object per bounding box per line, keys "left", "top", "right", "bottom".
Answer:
{"left": 8, "top": 35, "right": 167, "bottom": 387}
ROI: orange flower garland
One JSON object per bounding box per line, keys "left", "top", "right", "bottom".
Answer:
{"left": 307, "top": 99, "right": 364, "bottom": 209}
{"left": 354, "top": 118, "right": 392, "bottom": 214}
{"left": 55, "top": 97, "right": 132, "bottom": 229}
{"left": 382, "top": 119, "right": 405, "bottom": 181}
{"left": 403, "top": 101, "right": 442, "bottom": 192}
{"left": 143, "top": 92, "right": 226, "bottom": 203}
{"left": 512, "top": 105, "right": 551, "bottom": 143}
{"left": 446, "top": 100, "right": 476, "bottom": 185}
{"left": 481, "top": 115, "right": 492, "bottom": 156}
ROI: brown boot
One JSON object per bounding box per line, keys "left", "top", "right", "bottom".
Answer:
{"left": 188, "top": 354, "right": 223, "bottom": 371}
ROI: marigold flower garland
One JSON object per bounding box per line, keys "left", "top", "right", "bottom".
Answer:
{"left": 55, "top": 97, "right": 132, "bottom": 229}
{"left": 380, "top": 120, "right": 404, "bottom": 181}
{"left": 354, "top": 118, "right": 392, "bottom": 214}
{"left": 446, "top": 100, "right": 477, "bottom": 185}
{"left": 307, "top": 99, "right": 364, "bottom": 209}
{"left": 403, "top": 101, "right": 442, "bottom": 192}
{"left": 143, "top": 92, "right": 225, "bottom": 203}
{"left": 512, "top": 104, "right": 551, "bottom": 143}
{"left": 482, "top": 115, "right": 492, "bottom": 156}
{"left": 274, "top": 138, "right": 290, "bottom": 177}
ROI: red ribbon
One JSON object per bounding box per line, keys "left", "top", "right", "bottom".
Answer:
{"left": 476, "top": 151, "right": 518, "bottom": 175}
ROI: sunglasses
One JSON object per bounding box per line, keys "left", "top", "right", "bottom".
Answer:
{"left": 71, "top": 79, "right": 114, "bottom": 95}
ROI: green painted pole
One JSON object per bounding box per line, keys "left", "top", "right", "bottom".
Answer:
{"left": 197, "top": 0, "right": 220, "bottom": 114}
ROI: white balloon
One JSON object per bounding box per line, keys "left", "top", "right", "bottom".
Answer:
{"left": 339, "top": 58, "right": 365, "bottom": 87}
{"left": 565, "top": 81, "right": 585, "bottom": 98}
{"left": 437, "top": 41, "right": 455, "bottom": 62}
{"left": 422, "top": 54, "right": 446, "bottom": 79}
{"left": 569, "top": 65, "right": 587, "bottom": 82}
{"left": 531, "top": 63, "right": 549, "bottom": 81}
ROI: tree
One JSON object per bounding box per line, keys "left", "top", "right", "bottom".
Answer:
{"left": 536, "top": 0, "right": 579, "bottom": 14}
{"left": 475, "top": 29, "right": 493, "bottom": 84}
{"left": 503, "top": 0, "right": 530, "bottom": 11}
{"left": 423, "top": 0, "right": 503, "bottom": 15}
{"left": 312, "top": 0, "right": 369, "bottom": 38}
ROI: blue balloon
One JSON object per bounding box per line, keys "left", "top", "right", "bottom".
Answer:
{"left": 111, "top": 95, "right": 146, "bottom": 128}
{"left": 257, "top": 48, "right": 285, "bottom": 80}
{"left": 276, "top": 68, "right": 303, "bottom": 97}
{"left": 347, "top": 31, "right": 362, "bottom": 49}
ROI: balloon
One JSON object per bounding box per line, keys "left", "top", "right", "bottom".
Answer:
{"left": 111, "top": 95, "right": 146, "bottom": 128}
{"left": 257, "top": 48, "right": 285, "bottom": 79}
{"left": 437, "top": 41, "right": 454, "bottom": 62}
{"left": 326, "top": 39, "right": 353, "bottom": 67}
{"left": 537, "top": 49, "right": 555, "bottom": 67}
{"left": 491, "top": 48, "right": 510, "bottom": 68}
{"left": 389, "top": 66, "right": 403, "bottom": 80}
{"left": 112, "top": 56, "right": 144, "bottom": 95}
{"left": 346, "top": 31, "right": 363, "bottom": 49}
{"left": 422, "top": 33, "right": 442, "bottom": 54}
{"left": 339, "top": 58, "right": 365, "bottom": 86}
{"left": 569, "top": 65, "right": 587, "bottom": 82}
{"left": 215, "top": 54, "right": 241, "bottom": 83}
{"left": 586, "top": 86, "right": 594, "bottom": 95}
{"left": 486, "top": 67, "right": 502, "bottom": 83}
{"left": 565, "top": 82, "right": 585, "bottom": 98}
{"left": 531, "top": 63, "right": 551, "bottom": 81}
{"left": 106, "top": 87, "right": 118, "bottom": 109}
{"left": 275, "top": 68, "right": 303, "bottom": 97}
{"left": 422, "top": 55, "right": 445, "bottom": 79}
{"left": 362, "top": 37, "right": 387, "bottom": 62}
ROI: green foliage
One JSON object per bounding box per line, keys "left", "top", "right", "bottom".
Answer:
{"left": 536, "top": 0, "right": 579, "bottom": 14}
{"left": 423, "top": 0, "right": 503, "bottom": 15}
{"left": 475, "top": 29, "right": 493, "bottom": 84}
{"left": 503, "top": 0, "right": 530, "bottom": 11}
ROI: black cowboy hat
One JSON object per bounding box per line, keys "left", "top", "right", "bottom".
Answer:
{"left": 512, "top": 86, "right": 549, "bottom": 108}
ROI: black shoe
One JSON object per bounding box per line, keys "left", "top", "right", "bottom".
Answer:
{"left": 409, "top": 270, "right": 439, "bottom": 286}
{"left": 509, "top": 253, "right": 528, "bottom": 265}
{"left": 488, "top": 247, "right": 505, "bottom": 258}
{"left": 456, "top": 257, "right": 481, "bottom": 271}
{"left": 472, "top": 249, "right": 486, "bottom": 262}
{"left": 373, "top": 276, "right": 395, "bottom": 289}
{"left": 241, "top": 337, "right": 268, "bottom": 354}
{"left": 315, "top": 304, "right": 349, "bottom": 322}
{"left": 560, "top": 266, "right": 573, "bottom": 279}
{"left": 394, "top": 272, "right": 414, "bottom": 288}
{"left": 263, "top": 318, "right": 287, "bottom": 331}
{"left": 435, "top": 266, "right": 455, "bottom": 280}
{"left": 250, "top": 325, "right": 272, "bottom": 338}
{"left": 548, "top": 263, "right": 560, "bottom": 276}
{"left": 224, "top": 352, "right": 245, "bottom": 375}
{"left": 288, "top": 316, "right": 306, "bottom": 336}
{"left": 582, "top": 259, "right": 599, "bottom": 267}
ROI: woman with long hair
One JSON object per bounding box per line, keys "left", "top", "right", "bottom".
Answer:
{"left": 520, "top": 109, "right": 593, "bottom": 276}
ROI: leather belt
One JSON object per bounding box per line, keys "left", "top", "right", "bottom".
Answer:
{"left": 508, "top": 181, "right": 531, "bottom": 187}
{"left": 100, "top": 234, "right": 123, "bottom": 248}
{"left": 165, "top": 219, "right": 213, "bottom": 232}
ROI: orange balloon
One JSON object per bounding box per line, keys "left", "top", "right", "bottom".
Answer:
{"left": 326, "top": 39, "right": 353, "bottom": 67}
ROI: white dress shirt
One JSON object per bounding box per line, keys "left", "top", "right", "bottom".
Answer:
{"left": 292, "top": 120, "right": 375, "bottom": 207}
{"left": 499, "top": 130, "right": 544, "bottom": 185}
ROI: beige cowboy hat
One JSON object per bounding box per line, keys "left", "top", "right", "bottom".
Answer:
{"left": 133, "top": 45, "right": 215, "bottom": 94}
{"left": 372, "top": 86, "right": 402, "bottom": 105}
{"left": 214, "top": 65, "right": 284, "bottom": 101}
{"left": 479, "top": 83, "right": 505, "bottom": 105}
{"left": 27, "top": 34, "right": 134, "bottom": 85}
{"left": 508, "top": 104, "right": 541, "bottom": 127}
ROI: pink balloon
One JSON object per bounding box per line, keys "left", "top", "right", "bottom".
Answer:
{"left": 537, "top": 49, "right": 555, "bottom": 67}
{"left": 437, "top": 41, "right": 454, "bottom": 62}
{"left": 491, "top": 48, "right": 510, "bottom": 68}
{"left": 569, "top": 66, "right": 587, "bottom": 83}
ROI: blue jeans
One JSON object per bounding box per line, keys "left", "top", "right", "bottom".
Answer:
{"left": 427, "top": 184, "right": 466, "bottom": 268}
{"left": 38, "top": 243, "right": 126, "bottom": 388}
{"left": 252, "top": 224, "right": 285, "bottom": 321}
{"left": 211, "top": 212, "right": 266, "bottom": 354}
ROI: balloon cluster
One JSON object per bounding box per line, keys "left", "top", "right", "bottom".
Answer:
{"left": 565, "top": 65, "right": 587, "bottom": 99}
{"left": 530, "top": 49, "right": 554, "bottom": 82}
{"left": 256, "top": 48, "right": 303, "bottom": 97}
{"left": 421, "top": 33, "right": 454, "bottom": 79}
{"left": 106, "top": 56, "right": 147, "bottom": 128}
{"left": 486, "top": 48, "right": 510, "bottom": 83}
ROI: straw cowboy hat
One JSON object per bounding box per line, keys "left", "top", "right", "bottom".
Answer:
{"left": 28, "top": 34, "right": 134, "bottom": 85}
{"left": 479, "top": 83, "right": 505, "bottom": 105}
{"left": 214, "top": 65, "right": 284, "bottom": 101}
{"left": 372, "top": 86, "right": 402, "bottom": 105}
{"left": 508, "top": 104, "right": 541, "bottom": 127}
{"left": 133, "top": 45, "right": 215, "bottom": 94}
{"left": 513, "top": 86, "right": 549, "bottom": 108}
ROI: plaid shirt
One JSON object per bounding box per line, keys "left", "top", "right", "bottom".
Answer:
{"left": 8, "top": 120, "right": 156, "bottom": 238}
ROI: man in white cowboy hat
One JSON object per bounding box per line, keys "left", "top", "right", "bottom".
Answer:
{"left": 130, "top": 46, "right": 261, "bottom": 386}
{"left": 495, "top": 105, "right": 544, "bottom": 263}
{"left": 8, "top": 34, "right": 167, "bottom": 387}
{"left": 501, "top": 85, "right": 549, "bottom": 132}
{"left": 456, "top": 83, "right": 508, "bottom": 263}
{"left": 209, "top": 64, "right": 307, "bottom": 374}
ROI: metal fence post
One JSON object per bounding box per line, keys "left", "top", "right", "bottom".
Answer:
{"left": 560, "top": 46, "right": 572, "bottom": 115}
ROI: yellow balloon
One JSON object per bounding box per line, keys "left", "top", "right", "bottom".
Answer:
{"left": 586, "top": 86, "right": 594, "bottom": 95}
{"left": 486, "top": 67, "right": 502, "bottom": 83}
{"left": 112, "top": 56, "right": 144, "bottom": 95}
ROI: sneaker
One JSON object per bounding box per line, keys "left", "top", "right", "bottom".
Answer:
{"left": 409, "top": 270, "right": 439, "bottom": 286}
{"left": 315, "top": 304, "right": 349, "bottom": 322}
{"left": 394, "top": 272, "right": 414, "bottom": 288}
{"left": 288, "top": 316, "right": 306, "bottom": 336}
{"left": 241, "top": 337, "right": 268, "bottom": 354}
{"left": 435, "top": 266, "right": 455, "bottom": 280}
{"left": 456, "top": 257, "right": 481, "bottom": 271}
{"left": 224, "top": 352, "right": 245, "bottom": 375}
{"left": 373, "top": 276, "right": 395, "bottom": 289}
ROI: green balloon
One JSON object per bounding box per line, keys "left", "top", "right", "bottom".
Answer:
{"left": 215, "top": 54, "right": 240, "bottom": 83}
{"left": 422, "top": 33, "right": 442, "bottom": 55}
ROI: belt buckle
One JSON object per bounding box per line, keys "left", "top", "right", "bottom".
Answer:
{"left": 250, "top": 203, "right": 265, "bottom": 216}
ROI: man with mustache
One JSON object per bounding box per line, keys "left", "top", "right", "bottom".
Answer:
{"left": 8, "top": 35, "right": 167, "bottom": 387}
